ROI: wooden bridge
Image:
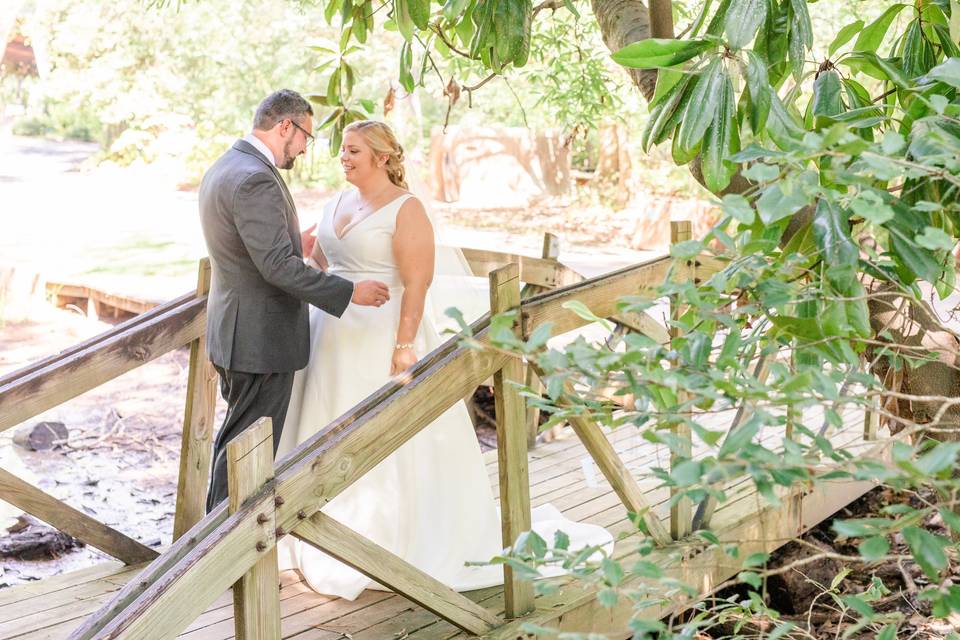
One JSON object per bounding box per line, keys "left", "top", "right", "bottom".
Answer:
{"left": 0, "top": 223, "right": 888, "bottom": 639}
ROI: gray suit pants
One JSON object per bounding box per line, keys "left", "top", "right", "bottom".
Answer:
{"left": 205, "top": 365, "right": 294, "bottom": 512}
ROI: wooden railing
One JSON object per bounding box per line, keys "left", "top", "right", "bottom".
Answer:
{"left": 0, "top": 223, "right": 735, "bottom": 639}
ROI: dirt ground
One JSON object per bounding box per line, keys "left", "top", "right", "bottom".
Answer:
{"left": 0, "top": 306, "right": 227, "bottom": 586}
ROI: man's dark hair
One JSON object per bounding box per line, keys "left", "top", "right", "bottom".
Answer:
{"left": 253, "top": 89, "right": 313, "bottom": 131}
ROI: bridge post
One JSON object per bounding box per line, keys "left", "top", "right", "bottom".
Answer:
{"left": 521, "top": 232, "right": 561, "bottom": 449}
{"left": 228, "top": 417, "right": 281, "bottom": 639}
{"left": 173, "top": 258, "right": 218, "bottom": 540}
{"left": 490, "top": 263, "right": 535, "bottom": 618}
{"left": 670, "top": 221, "right": 694, "bottom": 539}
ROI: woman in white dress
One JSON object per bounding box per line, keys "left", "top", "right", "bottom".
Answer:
{"left": 276, "top": 120, "right": 612, "bottom": 600}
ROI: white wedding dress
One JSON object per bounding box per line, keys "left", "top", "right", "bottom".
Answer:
{"left": 275, "top": 191, "right": 613, "bottom": 600}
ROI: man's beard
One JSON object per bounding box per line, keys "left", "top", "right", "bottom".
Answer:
{"left": 279, "top": 139, "right": 296, "bottom": 170}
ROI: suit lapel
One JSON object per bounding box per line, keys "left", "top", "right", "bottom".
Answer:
{"left": 232, "top": 140, "right": 301, "bottom": 256}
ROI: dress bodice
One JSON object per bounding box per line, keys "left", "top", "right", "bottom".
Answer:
{"left": 316, "top": 191, "right": 413, "bottom": 288}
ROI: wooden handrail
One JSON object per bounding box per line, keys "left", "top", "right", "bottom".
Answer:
{"left": 68, "top": 314, "right": 505, "bottom": 640}
{"left": 0, "top": 295, "right": 206, "bottom": 432}
{"left": 0, "top": 232, "right": 736, "bottom": 638}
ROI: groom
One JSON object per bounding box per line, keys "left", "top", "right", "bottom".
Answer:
{"left": 199, "top": 89, "right": 390, "bottom": 511}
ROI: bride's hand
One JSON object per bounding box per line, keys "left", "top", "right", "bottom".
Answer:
{"left": 390, "top": 346, "right": 418, "bottom": 380}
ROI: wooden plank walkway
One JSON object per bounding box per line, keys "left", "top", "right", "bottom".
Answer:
{"left": 0, "top": 406, "right": 883, "bottom": 640}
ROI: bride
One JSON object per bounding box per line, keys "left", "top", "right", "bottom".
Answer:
{"left": 275, "top": 120, "right": 612, "bottom": 600}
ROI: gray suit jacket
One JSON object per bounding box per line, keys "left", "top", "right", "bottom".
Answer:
{"left": 199, "top": 139, "right": 354, "bottom": 373}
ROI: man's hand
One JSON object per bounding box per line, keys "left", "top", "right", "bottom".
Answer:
{"left": 300, "top": 223, "right": 317, "bottom": 257}
{"left": 352, "top": 280, "right": 390, "bottom": 307}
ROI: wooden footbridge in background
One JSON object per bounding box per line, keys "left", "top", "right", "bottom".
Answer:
{"left": 0, "top": 223, "right": 889, "bottom": 639}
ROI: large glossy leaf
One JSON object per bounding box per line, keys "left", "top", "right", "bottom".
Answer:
{"left": 407, "top": 0, "right": 430, "bottom": 29}
{"left": 812, "top": 69, "right": 844, "bottom": 128}
{"left": 925, "top": 57, "right": 960, "bottom": 88}
{"left": 395, "top": 0, "right": 415, "bottom": 41}
{"left": 766, "top": 94, "right": 805, "bottom": 149}
{"left": 757, "top": 181, "right": 808, "bottom": 225}
{"left": 854, "top": 4, "right": 908, "bottom": 53}
{"left": 843, "top": 52, "right": 911, "bottom": 88}
{"left": 788, "top": 0, "right": 812, "bottom": 78}
{"left": 887, "top": 205, "right": 943, "bottom": 282}
{"left": 642, "top": 73, "right": 693, "bottom": 151}
{"left": 612, "top": 38, "right": 712, "bottom": 69}
{"left": 901, "top": 19, "right": 936, "bottom": 79}
{"left": 399, "top": 41, "right": 415, "bottom": 92}
{"left": 702, "top": 71, "right": 740, "bottom": 192}
{"left": 812, "top": 200, "right": 858, "bottom": 268}
{"left": 724, "top": 0, "right": 767, "bottom": 49}
{"left": 745, "top": 50, "right": 771, "bottom": 133}
{"left": 829, "top": 20, "right": 864, "bottom": 56}
{"left": 677, "top": 57, "right": 725, "bottom": 156}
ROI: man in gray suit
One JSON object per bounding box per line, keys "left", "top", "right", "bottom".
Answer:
{"left": 199, "top": 89, "right": 389, "bottom": 511}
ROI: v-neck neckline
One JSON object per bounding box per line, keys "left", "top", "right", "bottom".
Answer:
{"left": 331, "top": 191, "right": 407, "bottom": 241}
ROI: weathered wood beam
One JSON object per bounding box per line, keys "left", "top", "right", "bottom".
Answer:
{"left": 0, "top": 292, "right": 194, "bottom": 388}
{"left": 520, "top": 256, "right": 673, "bottom": 338}
{"left": 71, "top": 323, "right": 507, "bottom": 639}
{"left": 485, "top": 429, "right": 896, "bottom": 639}
{"left": 173, "top": 260, "right": 218, "bottom": 541}
{"left": 0, "top": 467, "right": 158, "bottom": 565}
{"left": 293, "top": 512, "right": 502, "bottom": 635}
{"left": 528, "top": 364, "right": 671, "bottom": 546}
{"left": 228, "top": 417, "right": 280, "bottom": 640}
{"left": 669, "top": 221, "right": 693, "bottom": 540}
{"left": 0, "top": 296, "right": 206, "bottom": 432}
{"left": 461, "top": 247, "right": 564, "bottom": 289}
{"left": 490, "top": 264, "right": 535, "bottom": 618}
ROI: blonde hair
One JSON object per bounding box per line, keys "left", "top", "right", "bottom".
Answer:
{"left": 343, "top": 120, "right": 407, "bottom": 189}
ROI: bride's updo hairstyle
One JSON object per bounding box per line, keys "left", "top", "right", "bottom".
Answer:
{"left": 343, "top": 120, "right": 408, "bottom": 189}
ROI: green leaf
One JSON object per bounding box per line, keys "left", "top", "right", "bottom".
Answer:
{"left": 812, "top": 69, "right": 844, "bottom": 128}
{"left": 602, "top": 558, "right": 624, "bottom": 586}
{"left": 854, "top": 4, "right": 908, "bottom": 53}
{"left": 642, "top": 72, "right": 693, "bottom": 152}
{"left": 724, "top": 0, "right": 767, "bottom": 49}
{"left": 670, "top": 459, "right": 703, "bottom": 486}
{"left": 398, "top": 41, "right": 415, "bottom": 92}
{"left": 597, "top": 588, "right": 618, "bottom": 609}
{"left": 407, "top": 0, "right": 430, "bottom": 30}
{"left": 677, "top": 57, "right": 725, "bottom": 155}
{"left": 858, "top": 536, "right": 890, "bottom": 561}
{"left": 890, "top": 226, "right": 943, "bottom": 282}
{"left": 757, "top": 182, "right": 808, "bottom": 225}
{"left": 745, "top": 50, "right": 772, "bottom": 133}
{"left": 395, "top": 0, "right": 415, "bottom": 41}
{"left": 916, "top": 226, "right": 956, "bottom": 251}
{"left": 721, "top": 193, "right": 755, "bottom": 224}
{"left": 877, "top": 626, "right": 897, "bottom": 640}
{"left": 851, "top": 192, "right": 894, "bottom": 225}
{"left": 812, "top": 199, "right": 858, "bottom": 268}
{"left": 561, "top": 301, "right": 615, "bottom": 331}
{"left": 916, "top": 442, "right": 960, "bottom": 474}
{"left": 844, "top": 52, "right": 911, "bottom": 88}
{"left": 702, "top": 71, "right": 740, "bottom": 192}
{"left": 925, "top": 57, "right": 960, "bottom": 88}
{"left": 938, "top": 508, "right": 960, "bottom": 534}
{"left": 738, "top": 571, "right": 762, "bottom": 589}
{"left": 829, "top": 19, "right": 864, "bottom": 56}
{"left": 902, "top": 526, "right": 949, "bottom": 580}
{"left": 744, "top": 552, "right": 769, "bottom": 568}
{"left": 612, "top": 39, "right": 712, "bottom": 69}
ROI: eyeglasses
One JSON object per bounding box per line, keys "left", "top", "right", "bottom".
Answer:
{"left": 289, "top": 119, "right": 315, "bottom": 149}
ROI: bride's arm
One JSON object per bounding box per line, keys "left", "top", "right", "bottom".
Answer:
{"left": 391, "top": 198, "right": 435, "bottom": 376}
{"left": 307, "top": 238, "right": 330, "bottom": 271}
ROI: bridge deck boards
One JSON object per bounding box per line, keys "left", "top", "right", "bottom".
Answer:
{"left": 0, "top": 406, "right": 878, "bottom": 640}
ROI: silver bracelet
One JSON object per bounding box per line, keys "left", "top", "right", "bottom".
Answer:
{"left": 395, "top": 342, "right": 415, "bottom": 350}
